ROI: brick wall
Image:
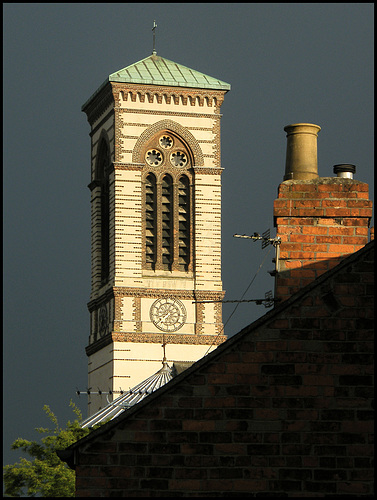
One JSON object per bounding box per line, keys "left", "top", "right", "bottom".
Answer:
{"left": 273, "top": 177, "right": 373, "bottom": 302}
{"left": 70, "top": 241, "right": 374, "bottom": 497}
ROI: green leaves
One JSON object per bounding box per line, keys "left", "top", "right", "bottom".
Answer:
{"left": 3, "top": 401, "right": 90, "bottom": 497}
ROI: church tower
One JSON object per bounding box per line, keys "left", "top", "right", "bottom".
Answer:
{"left": 82, "top": 52, "right": 230, "bottom": 414}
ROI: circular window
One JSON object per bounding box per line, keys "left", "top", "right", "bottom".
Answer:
{"left": 146, "top": 149, "right": 163, "bottom": 166}
{"left": 159, "top": 135, "right": 174, "bottom": 149}
{"left": 170, "top": 151, "right": 188, "bottom": 168}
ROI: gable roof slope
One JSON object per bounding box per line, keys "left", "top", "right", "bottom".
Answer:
{"left": 63, "top": 240, "right": 374, "bottom": 455}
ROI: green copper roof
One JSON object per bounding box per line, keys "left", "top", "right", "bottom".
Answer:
{"left": 108, "top": 52, "right": 231, "bottom": 91}
{"left": 82, "top": 53, "right": 230, "bottom": 112}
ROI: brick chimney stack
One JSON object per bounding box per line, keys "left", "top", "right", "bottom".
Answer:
{"left": 273, "top": 123, "right": 373, "bottom": 303}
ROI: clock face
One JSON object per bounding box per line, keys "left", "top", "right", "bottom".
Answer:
{"left": 150, "top": 298, "right": 186, "bottom": 332}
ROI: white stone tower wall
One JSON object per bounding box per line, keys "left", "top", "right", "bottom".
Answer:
{"left": 83, "top": 67, "right": 229, "bottom": 414}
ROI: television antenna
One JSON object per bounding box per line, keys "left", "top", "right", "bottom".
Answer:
{"left": 233, "top": 228, "right": 281, "bottom": 276}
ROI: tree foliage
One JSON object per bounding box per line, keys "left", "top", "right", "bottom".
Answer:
{"left": 3, "top": 401, "right": 90, "bottom": 497}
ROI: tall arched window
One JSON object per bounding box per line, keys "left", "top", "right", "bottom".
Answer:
{"left": 145, "top": 174, "right": 157, "bottom": 268}
{"left": 161, "top": 175, "right": 173, "bottom": 269}
{"left": 142, "top": 131, "right": 193, "bottom": 272}
{"left": 178, "top": 176, "right": 190, "bottom": 270}
{"left": 97, "top": 139, "right": 110, "bottom": 283}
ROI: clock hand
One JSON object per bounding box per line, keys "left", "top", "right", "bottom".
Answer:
{"left": 159, "top": 312, "right": 170, "bottom": 322}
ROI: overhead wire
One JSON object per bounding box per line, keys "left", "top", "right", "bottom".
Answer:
{"left": 202, "top": 244, "right": 274, "bottom": 357}
{"left": 77, "top": 243, "right": 274, "bottom": 396}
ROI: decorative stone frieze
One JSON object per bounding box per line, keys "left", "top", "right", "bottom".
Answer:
{"left": 111, "top": 332, "right": 226, "bottom": 345}
{"left": 112, "top": 83, "right": 225, "bottom": 109}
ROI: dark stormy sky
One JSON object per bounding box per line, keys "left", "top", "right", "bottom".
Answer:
{"left": 3, "top": 3, "right": 373, "bottom": 467}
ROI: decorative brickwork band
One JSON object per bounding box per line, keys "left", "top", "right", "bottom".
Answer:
{"left": 111, "top": 332, "right": 227, "bottom": 345}
{"left": 111, "top": 83, "right": 226, "bottom": 109}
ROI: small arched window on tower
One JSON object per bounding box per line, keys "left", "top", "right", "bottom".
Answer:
{"left": 145, "top": 174, "right": 157, "bottom": 268}
{"left": 96, "top": 139, "right": 111, "bottom": 283}
{"left": 178, "top": 176, "right": 190, "bottom": 271}
{"left": 161, "top": 175, "right": 173, "bottom": 269}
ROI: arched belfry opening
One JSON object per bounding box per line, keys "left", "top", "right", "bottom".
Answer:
{"left": 141, "top": 130, "right": 194, "bottom": 273}
{"left": 95, "top": 137, "right": 111, "bottom": 284}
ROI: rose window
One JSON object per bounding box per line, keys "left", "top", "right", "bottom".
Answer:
{"left": 146, "top": 149, "right": 163, "bottom": 166}
{"left": 159, "top": 135, "right": 173, "bottom": 149}
{"left": 170, "top": 151, "right": 187, "bottom": 167}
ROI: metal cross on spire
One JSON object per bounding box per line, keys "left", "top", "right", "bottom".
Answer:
{"left": 152, "top": 20, "right": 157, "bottom": 55}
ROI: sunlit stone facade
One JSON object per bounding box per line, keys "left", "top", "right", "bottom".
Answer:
{"left": 82, "top": 54, "right": 230, "bottom": 414}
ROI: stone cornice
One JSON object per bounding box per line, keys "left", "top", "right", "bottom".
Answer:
{"left": 86, "top": 331, "right": 227, "bottom": 356}
{"left": 193, "top": 167, "right": 224, "bottom": 175}
{"left": 111, "top": 82, "right": 227, "bottom": 109}
{"left": 85, "top": 332, "right": 113, "bottom": 356}
{"left": 113, "top": 287, "right": 225, "bottom": 301}
{"left": 115, "top": 107, "right": 222, "bottom": 120}
{"left": 111, "top": 332, "right": 227, "bottom": 345}
{"left": 82, "top": 83, "right": 114, "bottom": 125}
{"left": 113, "top": 162, "right": 144, "bottom": 171}
{"left": 87, "top": 288, "right": 115, "bottom": 312}
{"left": 88, "top": 179, "right": 101, "bottom": 191}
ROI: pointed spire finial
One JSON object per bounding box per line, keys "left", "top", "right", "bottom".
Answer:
{"left": 152, "top": 20, "right": 157, "bottom": 55}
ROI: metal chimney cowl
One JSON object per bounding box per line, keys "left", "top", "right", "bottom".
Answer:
{"left": 283, "top": 123, "right": 321, "bottom": 181}
{"left": 333, "top": 164, "right": 356, "bottom": 179}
